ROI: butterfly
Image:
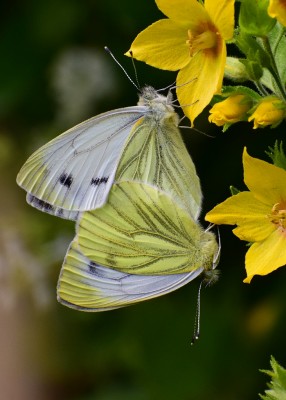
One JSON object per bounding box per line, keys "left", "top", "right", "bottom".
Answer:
{"left": 16, "top": 86, "right": 201, "bottom": 221}
{"left": 57, "top": 181, "right": 219, "bottom": 311}
{"left": 58, "top": 240, "right": 205, "bottom": 311}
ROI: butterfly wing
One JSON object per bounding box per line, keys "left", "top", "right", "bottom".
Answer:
{"left": 115, "top": 106, "right": 202, "bottom": 219}
{"left": 25, "top": 193, "right": 80, "bottom": 220}
{"left": 57, "top": 240, "right": 204, "bottom": 311}
{"left": 17, "top": 107, "right": 146, "bottom": 218}
{"left": 78, "top": 181, "right": 218, "bottom": 275}
{"left": 17, "top": 87, "right": 202, "bottom": 220}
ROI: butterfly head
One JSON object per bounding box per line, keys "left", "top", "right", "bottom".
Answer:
{"left": 138, "top": 86, "right": 178, "bottom": 126}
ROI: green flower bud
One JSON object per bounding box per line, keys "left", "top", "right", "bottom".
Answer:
{"left": 224, "top": 57, "right": 249, "bottom": 82}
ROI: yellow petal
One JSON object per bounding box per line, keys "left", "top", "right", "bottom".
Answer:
{"left": 243, "top": 148, "right": 286, "bottom": 206}
{"left": 206, "top": 191, "right": 274, "bottom": 242}
{"left": 155, "top": 0, "right": 209, "bottom": 28}
{"left": 244, "top": 229, "right": 286, "bottom": 283}
{"left": 205, "top": 0, "right": 235, "bottom": 40}
{"left": 127, "top": 19, "right": 189, "bottom": 71}
{"left": 268, "top": 0, "right": 286, "bottom": 27}
{"left": 208, "top": 94, "right": 252, "bottom": 126}
{"left": 176, "top": 41, "right": 226, "bottom": 125}
{"left": 248, "top": 97, "right": 286, "bottom": 129}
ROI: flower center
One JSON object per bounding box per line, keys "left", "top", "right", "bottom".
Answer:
{"left": 269, "top": 202, "right": 286, "bottom": 230}
{"left": 186, "top": 28, "right": 219, "bottom": 57}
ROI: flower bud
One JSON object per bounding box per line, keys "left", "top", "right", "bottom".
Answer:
{"left": 209, "top": 94, "right": 252, "bottom": 127}
{"left": 224, "top": 57, "right": 249, "bottom": 82}
{"left": 248, "top": 97, "right": 286, "bottom": 129}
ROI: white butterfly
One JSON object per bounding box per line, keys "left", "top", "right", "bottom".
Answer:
{"left": 18, "top": 86, "right": 197, "bottom": 220}
{"left": 16, "top": 105, "right": 146, "bottom": 219}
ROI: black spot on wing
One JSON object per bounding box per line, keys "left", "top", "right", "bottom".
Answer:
{"left": 57, "top": 208, "right": 64, "bottom": 217}
{"left": 59, "top": 173, "right": 73, "bottom": 188}
{"left": 88, "top": 261, "right": 98, "bottom": 274}
{"left": 87, "top": 262, "right": 113, "bottom": 278}
{"left": 90, "top": 176, "right": 109, "bottom": 186}
{"left": 28, "top": 195, "right": 55, "bottom": 212}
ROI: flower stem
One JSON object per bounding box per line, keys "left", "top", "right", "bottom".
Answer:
{"left": 255, "top": 81, "right": 269, "bottom": 97}
{"left": 272, "top": 26, "right": 286, "bottom": 55}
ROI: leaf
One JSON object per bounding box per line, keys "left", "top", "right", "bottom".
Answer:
{"left": 266, "top": 141, "right": 286, "bottom": 170}
{"left": 260, "top": 356, "right": 286, "bottom": 400}
{"left": 239, "top": 0, "right": 276, "bottom": 37}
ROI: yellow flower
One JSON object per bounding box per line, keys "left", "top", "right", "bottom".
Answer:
{"left": 205, "top": 148, "right": 286, "bottom": 283}
{"left": 208, "top": 94, "right": 252, "bottom": 127}
{"left": 127, "top": 0, "right": 235, "bottom": 126}
{"left": 268, "top": 0, "right": 286, "bottom": 26}
{"left": 248, "top": 97, "right": 286, "bottom": 129}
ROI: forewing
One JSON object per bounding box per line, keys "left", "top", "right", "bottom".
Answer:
{"left": 57, "top": 240, "right": 204, "bottom": 311}
{"left": 78, "top": 181, "right": 205, "bottom": 275}
{"left": 26, "top": 193, "right": 80, "bottom": 220}
{"left": 17, "top": 107, "right": 146, "bottom": 217}
{"left": 115, "top": 115, "right": 202, "bottom": 219}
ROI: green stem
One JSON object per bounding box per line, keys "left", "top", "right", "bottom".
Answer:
{"left": 262, "top": 36, "right": 286, "bottom": 102}
{"left": 254, "top": 81, "right": 269, "bottom": 97}
{"left": 272, "top": 26, "right": 286, "bottom": 55}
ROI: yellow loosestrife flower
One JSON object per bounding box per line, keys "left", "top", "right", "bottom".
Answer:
{"left": 268, "top": 0, "right": 286, "bottom": 26}
{"left": 248, "top": 97, "right": 286, "bottom": 129}
{"left": 208, "top": 94, "right": 252, "bottom": 127}
{"left": 127, "top": 0, "right": 235, "bottom": 125}
{"left": 205, "top": 149, "right": 286, "bottom": 283}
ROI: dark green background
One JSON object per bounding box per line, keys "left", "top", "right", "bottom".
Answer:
{"left": 2, "top": 1, "right": 286, "bottom": 399}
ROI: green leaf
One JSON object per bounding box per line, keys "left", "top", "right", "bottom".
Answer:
{"left": 235, "top": 32, "right": 271, "bottom": 71}
{"left": 266, "top": 141, "right": 286, "bottom": 170}
{"left": 260, "top": 68, "right": 278, "bottom": 93}
{"left": 210, "top": 86, "right": 260, "bottom": 109}
{"left": 230, "top": 186, "right": 240, "bottom": 195}
{"left": 239, "top": 0, "right": 276, "bottom": 37}
{"left": 221, "top": 85, "right": 261, "bottom": 101}
{"left": 268, "top": 23, "right": 286, "bottom": 85}
{"left": 260, "top": 356, "right": 286, "bottom": 400}
{"left": 240, "top": 58, "right": 263, "bottom": 81}
{"left": 222, "top": 123, "right": 232, "bottom": 133}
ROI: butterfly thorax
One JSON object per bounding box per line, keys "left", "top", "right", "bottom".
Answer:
{"left": 137, "top": 86, "right": 179, "bottom": 126}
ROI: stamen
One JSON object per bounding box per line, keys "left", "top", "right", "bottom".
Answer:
{"left": 186, "top": 28, "right": 219, "bottom": 56}
{"left": 268, "top": 202, "right": 286, "bottom": 229}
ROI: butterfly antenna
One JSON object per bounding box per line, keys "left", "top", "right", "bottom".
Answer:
{"left": 104, "top": 47, "right": 139, "bottom": 91}
{"left": 191, "top": 280, "right": 203, "bottom": 345}
{"left": 191, "top": 225, "right": 221, "bottom": 345}
{"left": 129, "top": 51, "right": 141, "bottom": 91}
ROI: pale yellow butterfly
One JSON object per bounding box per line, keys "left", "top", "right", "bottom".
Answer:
{"left": 58, "top": 181, "right": 219, "bottom": 311}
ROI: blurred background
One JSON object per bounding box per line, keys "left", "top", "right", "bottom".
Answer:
{"left": 1, "top": 1, "right": 286, "bottom": 399}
